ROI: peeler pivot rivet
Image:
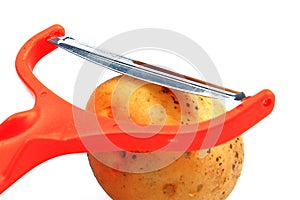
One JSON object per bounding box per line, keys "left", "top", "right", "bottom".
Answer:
{"left": 263, "top": 98, "right": 272, "bottom": 106}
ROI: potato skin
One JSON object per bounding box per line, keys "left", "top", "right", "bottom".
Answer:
{"left": 87, "top": 75, "right": 244, "bottom": 200}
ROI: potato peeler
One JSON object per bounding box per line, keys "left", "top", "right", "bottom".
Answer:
{"left": 0, "top": 24, "right": 275, "bottom": 194}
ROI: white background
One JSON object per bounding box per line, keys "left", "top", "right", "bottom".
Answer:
{"left": 0, "top": 0, "right": 299, "bottom": 199}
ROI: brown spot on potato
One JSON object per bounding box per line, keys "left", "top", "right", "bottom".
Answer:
{"left": 161, "top": 87, "right": 170, "bottom": 94}
{"left": 232, "top": 164, "right": 236, "bottom": 171}
{"left": 171, "top": 96, "right": 179, "bottom": 104}
{"left": 163, "top": 184, "right": 177, "bottom": 196}
{"left": 197, "top": 184, "right": 203, "bottom": 192}
{"left": 235, "top": 151, "right": 239, "bottom": 158}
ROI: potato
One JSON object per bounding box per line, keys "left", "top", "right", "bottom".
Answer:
{"left": 86, "top": 75, "right": 244, "bottom": 200}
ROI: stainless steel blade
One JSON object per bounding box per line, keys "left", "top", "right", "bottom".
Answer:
{"left": 48, "top": 37, "right": 246, "bottom": 101}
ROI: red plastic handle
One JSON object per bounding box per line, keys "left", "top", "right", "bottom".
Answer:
{"left": 0, "top": 24, "right": 275, "bottom": 194}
